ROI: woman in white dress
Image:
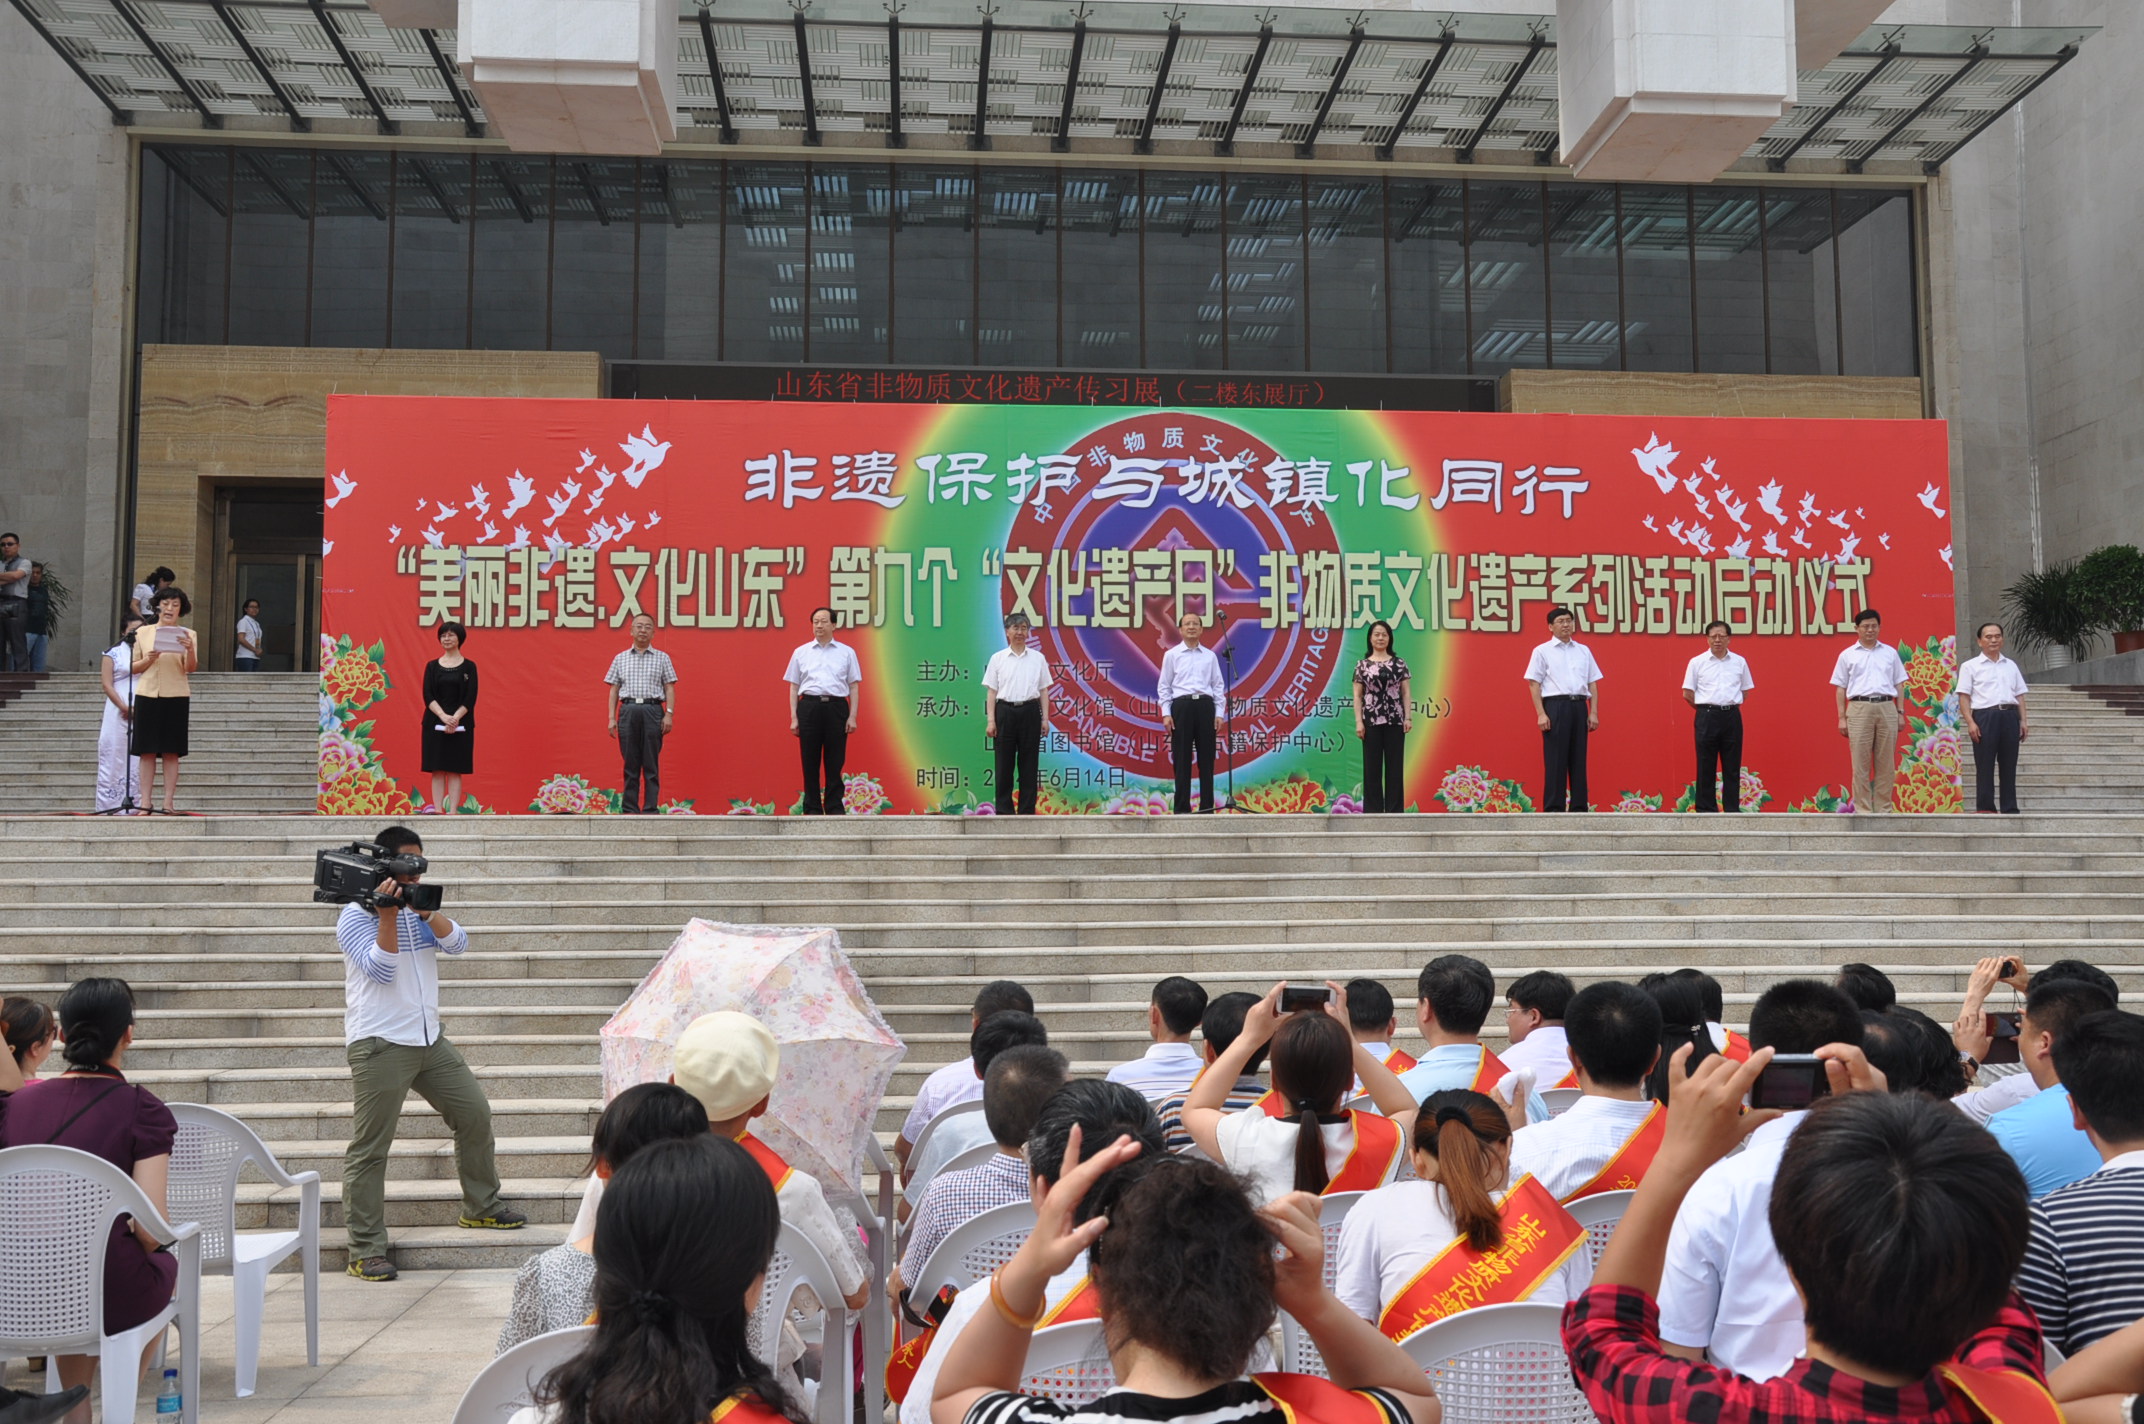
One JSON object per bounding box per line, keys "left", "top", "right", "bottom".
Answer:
{"left": 96, "top": 613, "right": 142, "bottom": 812}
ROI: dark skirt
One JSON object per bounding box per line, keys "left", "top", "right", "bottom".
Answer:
{"left": 421, "top": 719, "right": 475, "bottom": 774}
{"left": 131, "top": 695, "right": 190, "bottom": 757}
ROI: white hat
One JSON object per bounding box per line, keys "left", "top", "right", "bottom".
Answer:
{"left": 672, "top": 1011, "right": 780, "bottom": 1120}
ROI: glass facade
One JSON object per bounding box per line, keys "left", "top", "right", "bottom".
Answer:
{"left": 138, "top": 144, "right": 1920, "bottom": 378}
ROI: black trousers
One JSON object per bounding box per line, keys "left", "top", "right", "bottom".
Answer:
{"left": 1541, "top": 695, "right": 1590, "bottom": 812}
{"left": 1362, "top": 723, "right": 1406, "bottom": 812}
{"left": 993, "top": 700, "right": 1043, "bottom": 814}
{"left": 0, "top": 600, "right": 25, "bottom": 673}
{"left": 1693, "top": 705, "right": 1744, "bottom": 812}
{"left": 1170, "top": 695, "right": 1216, "bottom": 813}
{"left": 1971, "top": 704, "right": 2022, "bottom": 813}
{"left": 798, "top": 695, "right": 849, "bottom": 814}
{"left": 618, "top": 702, "right": 664, "bottom": 812}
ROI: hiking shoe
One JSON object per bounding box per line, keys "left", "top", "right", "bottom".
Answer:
{"left": 458, "top": 1207, "right": 527, "bottom": 1230}
{"left": 347, "top": 1255, "right": 398, "bottom": 1282}
{"left": 0, "top": 1385, "right": 91, "bottom": 1424}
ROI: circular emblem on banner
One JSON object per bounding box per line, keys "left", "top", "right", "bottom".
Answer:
{"left": 1007, "top": 411, "right": 1343, "bottom": 781}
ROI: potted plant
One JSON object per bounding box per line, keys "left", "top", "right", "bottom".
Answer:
{"left": 2076, "top": 543, "right": 2144, "bottom": 655}
{"left": 2002, "top": 560, "right": 2096, "bottom": 668}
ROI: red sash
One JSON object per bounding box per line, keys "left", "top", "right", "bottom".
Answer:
{"left": 1551, "top": 1067, "right": 1579, "bottom": 1090}
{"left": 1374, "top": 1175, "right": 1587, "bottom": 1341}
{"left": 1256, "top": 1088, "right": 1290, "bottom": 1119}
{"left": 1251, "top": 1373, "right": 1391, "bottom": 1424}
{"left": 1383, "top": 1047, "right": 1418, "bottom": 1074}
{"left": 1721, "top": 1031, "right": 1753, "bottom": 1064}
{"left": 1561, "top": 1104, "right": 1666, "bottom": 1202}
{"left": 1326, "top": 1112, "right": 1404, "bottom": 1194}
{"left": 885, "top": 1278, "right": 1101, "bottom": 1404}
{"left": 1470, "top": 1046, "right": 1512, "bottom": 1095}
{"left": 735, "top": 1130, "right": 795, "bottom": 1192}
{"left": 1935, "top": 1365, "right": 2064, "bottom": 1424}
{"left": 1036, "top": 1276, "right": 1101, "bottom": 1327}
{"left": 711, "top": 1395, "right": 791, "bottom": 1424}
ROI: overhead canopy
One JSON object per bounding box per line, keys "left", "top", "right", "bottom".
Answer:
{"left": 10, "top": 0, "right": 2090, "bottom": 173}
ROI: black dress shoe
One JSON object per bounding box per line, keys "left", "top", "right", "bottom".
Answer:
{"left": 0, "top": 1384, "right": 91, "bottom": 1424}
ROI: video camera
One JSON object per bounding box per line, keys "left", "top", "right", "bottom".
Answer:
{"left": 314, "top": 842, "right": 444, "bottom": 914}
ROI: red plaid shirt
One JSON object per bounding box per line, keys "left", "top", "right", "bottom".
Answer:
{"left": 1563, "top": 1285, "right": 2048, "bottom": 1424}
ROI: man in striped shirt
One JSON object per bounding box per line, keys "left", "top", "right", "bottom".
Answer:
{"left": 2018, "top": 1009, "right": 2144, "bottom": 1356}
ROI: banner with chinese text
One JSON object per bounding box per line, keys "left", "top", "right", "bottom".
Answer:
{"left": 320, "top": 399, "right": 1960, "bottom": 816}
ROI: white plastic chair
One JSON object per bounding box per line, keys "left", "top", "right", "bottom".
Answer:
{"left": 827, "top": 1136, "right": 897, "bottom": 1406}
{"left": 450, "top": 1324, "right": 593, "bottom": 1424}
{"left": 1396, "top": 1302, "right": 1590, "bottom": 1423}
{"left": 907, "top": 1200, "right": 1038, "bottom": 1306}
{"left": 165, "top": 1104, "right": 321, "bottom": 1397}
{"left": 0, "top": 1144, "right": 202, "bottom": 1424}
{"left": 751, "top": 1222, "right": 856, "bottom": 1424}
{"left": 1539, "top": 1089, "right": 1583, "bottom": 1118}
{"left": 1564, "top": 1189, "right": 1635, "bottom": 1271}
{"left": 931, "top": 1141, "right": 1001, "bottom": 1181}
{"left": 1018, "top": 1319, "right": 1116, "bottom": 1406}
{"left": 906, "top": 1099, "right": 985, "bottom": 1182}
{"left": 1276, "top": 1191, "right": 1365, "bottom": 1377}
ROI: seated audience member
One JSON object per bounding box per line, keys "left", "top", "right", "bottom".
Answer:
{"left": 1334, "top": 1088, "right": 1591, "bottom": 1332}
{"left": 1155, "top": 991, "right": 1267, "bottom": 1153}
{"left": 896, "top": 1081, "right": 1167, "bottom": 1424}
{"left": 498, "top": 1083, "right": 709, "bottom": 1353}
{"left": 1395, "top": 954, "right": 1551, "bottom": 1123}
{"left": 1500, "top": 971, "right": 1575, "bottom": 1085}
{"left": 1640, "top": 975, "right": 1719, "bottom": 1106}
{"left": 1834, "top": 962, "right": 1897, "bottom": 1013}
{"left": 2052, "top": 1316, "right": 2144, "bottom": 1424}
{"left": 894, "top": 1045, "right": 1070, "bottom": 1307}
{"left": 1566, "top": 1046, "right": 2055, "bottom": 1424}
{"left": 1510, "top": 981, "right": 1666, "bottom": 1201}
{"left": 929, "top": 1147, "right": 1439, "bottom": 1424}
{"left": 1105, "top": 976, "right": 1208, "bottom": 1099}
{"left": 1344, "top": 978, "right": 1416, "bottom": 1076}
{"left": 1988, "top": 977, "right": 2119, "bottom": 1198}
{"left": 1893, "top": 1005, "right": 1972, "bottom": 1099}
{"left": 1184, "top": 983, "right": 1415, "bottom": 1206}
{"left": 0, "top": 995, "right": 57, "bottom": 1096}
{"left": 1669, "top": 968, "right": 1748, "bottom": 1060}
{"left": 1953, "top": 957, "right": 2118, "bottom": 1121}
{"left": 2019, "top": 1009, "right": 2144, "bottom": 1356}
{"left": 0, "top": 980, "right": 176, "bottom": 1424}
{"left": 1856, "top": 1010, "right": 1923, "bottom": 1094}
{"left": 899, "top": 980, "right": 1034, "bottom": 1171}
{"left": 1656, "top": 979, "right": 1864, "bottom": 1381}
{"left": 527, "top": 1135, "right": 804, "bottom": 1424}
{"left": 906, "top": 1011, "right": 1051, "bottom": 1209}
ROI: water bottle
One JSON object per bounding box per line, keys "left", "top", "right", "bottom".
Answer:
{"left": 155, "top": 1368, "right": 180, "bottom": 1418}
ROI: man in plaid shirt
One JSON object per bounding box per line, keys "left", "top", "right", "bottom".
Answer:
{"left": 1565, "top": 1041, "right": 2058, "bottom": 1424}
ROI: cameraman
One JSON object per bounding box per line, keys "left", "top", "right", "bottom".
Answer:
{"left": 335, "top": 824, "right": 522, "bottom": 1281}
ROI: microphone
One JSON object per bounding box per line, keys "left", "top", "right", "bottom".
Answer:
{"left": 1212, "top": 609, "right": 1228, "bottom": 624}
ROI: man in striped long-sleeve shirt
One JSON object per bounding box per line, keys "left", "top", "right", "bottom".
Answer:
{"left": 337, "top": 824, "right": 521, "bottom": 1281}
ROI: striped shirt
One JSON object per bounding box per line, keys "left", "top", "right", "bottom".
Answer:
{"left": 2017, "top": 1152, "right": 2144, "bottom": 1355}
{"left": 1155, "top": 1074, "right": 1266, "bottom": 1154}
{"left": 900, "top": 1149, "right": 1031, "bottom": 1284}
{"left": 962, "top": 1380, "right": 1409, "bottom": 1424}
{"left": 603, "top": 645, "right": 678, "bottom": 700}
{"left": 336, "top": 900, "right": 467, "bottom": 1047}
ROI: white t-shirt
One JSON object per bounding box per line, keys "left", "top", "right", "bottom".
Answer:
{"left": 1524, "top": 638, "right": 1604, "bottom": 698}
{"left": 1509, "top": 1095, "right": 1660, "bottom": 1201}
{"left": 236, "top": 615, "right": 263, "bottom": 659}
{"left": 982, "top": 647, "right": 1053, "bottom": 704}
{"left": 1656, "top": 1112, "right": 1809, "bottom": 1381}
{"left": 1829, "top": 642, "right": 1908, "bottom": 700}
{"left": 1213, "top": 1104, "right": 1401, "bottom": 1207}
{"left": 1682, "top": 650, "right": 1754, "bottom": 706}
{"left": 784, "top": 638, "right": 863, "bottom": 696}
{"left": 1332, "top": 1175, "right": 1592, "bottom": 1325}
{"left": 903, "top": 1059, "right": 985, "bottom": 1142}
{"left": 1499, "top": 1025, "right": 1571, "bottom": 1086}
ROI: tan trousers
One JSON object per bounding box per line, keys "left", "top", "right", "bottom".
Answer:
{"left": 1845, "top": 700, "right": 1901, "bottom": 813}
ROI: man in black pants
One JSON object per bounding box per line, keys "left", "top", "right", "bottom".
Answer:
{"left": 1523, "top": 605, "right": 1604, "bottom": 812}
{"left": 1680, "top": 619, "right": 1754, "bottom": 811}
{"left": 1955, "top": 620, "right": 2030, "bottom": 813}
{"left": 1157, "top": 612, "right": 1225, "bottom": 813}
{"left": 785, "top": 606, "right": 863, "bottom": 814}
{"left": 983, "top": 612, "right": 1053, "bottom": 814}
{"left": 603, "top": 614, "right": 677, "bottom": 813}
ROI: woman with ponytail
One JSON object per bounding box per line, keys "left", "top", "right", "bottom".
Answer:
{"left": 0, "top": 979, "right": 178, "bottom": 1424}
{"left": 1333, "top": 1089, "right": 1592, "bottom": 1336}
{"left": 1639, "top": 974, "right": 1718, "bottom": 1106}
{"left": 1184, "top": 982, "right": 1416, "bottom": 1206}
{"left": 529, "top": 1133, "right": 806, "bottom": 1424}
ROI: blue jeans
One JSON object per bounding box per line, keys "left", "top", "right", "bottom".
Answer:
{"left": 235, "top": 655, "right": 261, "bottom": 672}
{"left": 24, "top": 632, "right": 48, "bottom": 672}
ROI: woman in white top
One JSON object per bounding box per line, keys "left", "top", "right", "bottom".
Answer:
{"left": 1183, "top": 982, "right": 1416, "bottom": 1206}
{"left": 235, "top": 598, "right": 263, "bottom": 671}
{"left": 1332, "top": 1089, "right": 1591, "bottom": 1329}
{"left": 97, "top": 613, "right": 142, "bottom": 812}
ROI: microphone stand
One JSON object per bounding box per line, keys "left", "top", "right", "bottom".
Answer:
{"left": 1214, "top": 612, "right": 1259, "bottom": 814}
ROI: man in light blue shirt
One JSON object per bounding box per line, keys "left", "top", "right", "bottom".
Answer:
{"left": 1988, "top": 977, "right": 2118, "bottom": 1198}
{"left": 1105, "top": 975, "right": 1209, "bottom": 1099}
{"left": 1395, "top": 954, "right": 1551, "bottom": 1123}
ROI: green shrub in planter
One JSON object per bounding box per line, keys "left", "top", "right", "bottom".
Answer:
{"left": 2076, "top": 543, "right": 2144, "bottom": 636}
{"left": 2002, "top": 560, "right": 2096, "bottom": 663}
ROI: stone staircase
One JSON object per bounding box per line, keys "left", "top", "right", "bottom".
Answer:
{"left": 1983, "top": 685, "right": 2144, "bottom": 812}
{"left": 0, "top": 812, "right": 2140, "bottom": 1274}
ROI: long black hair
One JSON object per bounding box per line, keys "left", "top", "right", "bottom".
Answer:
{"left": 57, "top": 978, "right": 135, "bottom": 1069}
{"left": 1638, "top": 973, "right": 1716, "bottom": 1106}
{"left": 583, "top": 1082, "right": 710, "bottom": 1178}
{"left": 535, "top": 1135, "right": 805, "bottom": 1424}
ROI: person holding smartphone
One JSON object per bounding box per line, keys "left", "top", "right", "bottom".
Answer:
{"left": 128, "top": 586, "right": 197, "bottom": 815}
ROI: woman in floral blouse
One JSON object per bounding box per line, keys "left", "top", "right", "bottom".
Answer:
{"left": 1352, "top": 621, "right": 1413, "bottom": 812}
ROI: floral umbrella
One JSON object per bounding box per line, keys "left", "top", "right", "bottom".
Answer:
{"left": 599, "top": 919, "right": 906, "bottom": 1190}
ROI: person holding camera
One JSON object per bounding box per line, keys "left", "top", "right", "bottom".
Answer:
{"left": 335, "top": 823, "right": 521, "bottom": 1281}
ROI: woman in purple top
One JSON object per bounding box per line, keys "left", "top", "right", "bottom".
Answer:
{"left": 1351, "top": 621, "right": 1414, "bottom": 813}
{"left": 0, "top": 978, "right": 178, "bottom": 1420}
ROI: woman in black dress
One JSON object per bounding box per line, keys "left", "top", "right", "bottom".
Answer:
{"left": 1352, "top": 620, "right": 1413, "bottom": 813}
{"left": 421, "top": 620, "right": 477, "bottom": 814}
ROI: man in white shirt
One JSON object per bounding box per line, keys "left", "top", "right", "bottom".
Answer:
{"left": 1344, "top": 977, "right": 1417, "bottom": 1081}
{"left": 1523, "top": 605, "right": 1604, "bottom": 813}
{"left": 903, "top": 1011, "right": 1049, "bottom": 1212}
{"left": 784, "top": 606, "right": 863, "bottom": 814}
{"left": 335, "top": 824, "right": 519, "bottom": 1281}
{"left": 897, "top": 980, "right": 1033, "bottom": 1174}
{"left": 235, "top": 597, "right": 264, "bottom": 671}
{"left": 1501, "top": 971, "right": 1575, "bottom": 1086}
{"left": 1828, "top": 607, "right": 1908, "bottom": 814}
{"left": 1156, "top": 611, "right": 1226, "bottom": 813}
{"left": 982, "top": 613, "right": 1053, "bottom": 815}
{"left": 1656, "top": 978, "right": 1864, "bottom": 1378}
{"left": 1955, "top": 620, "right": 2030, "bottom": 814}
{"left": 1106, "top": 975, "right": 1208, "bottom": 1098}
{"left": 1510, "top": 981, "right": 1664, "bottom": 1200}
{"left": 1680, "top": 619, "right": 1754, "bottom": 812}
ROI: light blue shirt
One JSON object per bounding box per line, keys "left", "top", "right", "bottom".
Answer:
{"left": 1396, "top": 1042, "right": 1552, "bottom": 1124}
{"left": 1989, "top": 1083, "right": 2101, "bottom": 1199}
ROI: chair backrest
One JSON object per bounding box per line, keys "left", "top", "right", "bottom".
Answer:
{"left": 1539, "top": 1089, "right": 1583, "bottom": 1119}
{"left": 1562, "top": 1190, "right": 1635, "bottom": 1271}
{"left": 1397, "top": 1302, "right": 1592, "bottom": 1423}
{"left": 908, "top": 1201, "right": 1037, "bottom": 1304}
{"left": 1018, "top": 1320, "right": 1116, "bottom": 1407}
{"left": 908, "top": 1098, "right": 984, "bottom": 1169}
{"left": 933, "top": 1141, "right": 1001, "bottom": 1180}
{"left": 450, "top": 1325, "right": 594, "bottom": 1424}
{"left": 0, "top": 1145, "right": 168, "bottom": 1350}
{"left": 1277, "top": 1191, "right": 1366, "bottom": 1376}
{"left": 167, "top": 1104, "right": 289, "bottom": 1271}
{"left": 751, "top": 1222, "right": 854, "bottom": 1424}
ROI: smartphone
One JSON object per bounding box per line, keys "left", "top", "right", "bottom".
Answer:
{"left": 1279, "top": 984, "right": 1334, "bottom": 1014}
{"left": 1983, "top": 1011, "right": 2022, "bottom": 1066}
{"left": 1748, "top": 1053, "right": 1830, "bottom": 1111}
